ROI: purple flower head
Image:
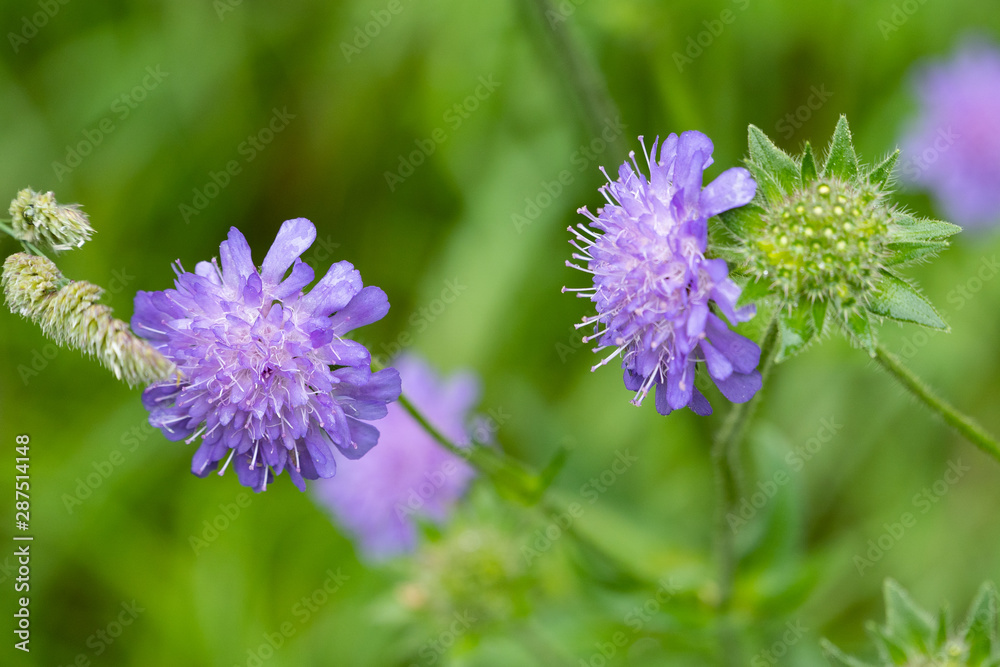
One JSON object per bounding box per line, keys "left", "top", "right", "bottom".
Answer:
{"left": 566, "top": 131, "right": 761, "bottom": 416}
{"left": 312, "top": 354, "right": 478, "bottom": 561}
{"left": 133, "top": 218, "right": 401, "bottom": 492}
{"left": 901, "top": 39, "right": 1000, "bottom": 228}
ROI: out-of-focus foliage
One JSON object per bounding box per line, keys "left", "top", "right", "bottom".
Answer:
{"left": 1, "top": 0, "right": 999, "bottom": 665}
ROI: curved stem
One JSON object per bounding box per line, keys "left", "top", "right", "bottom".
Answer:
{"left": 399, "top": 392, "right": 660, "bottom": 589}
{"left": 397, "top": 393, "right": 541, "bottom": 503}
{"left": 710, "top": 310, "right": 781, "bottom": 665}
{"left": 874, "top": 343, "right": 1000, "bottom": 465}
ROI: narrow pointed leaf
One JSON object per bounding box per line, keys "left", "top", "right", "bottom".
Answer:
{"left": 748, "top": 125, "right": 800, "bottom": 194}
{"left": 811, "top": 299, "right": 827, "bottom": 333}
{"left": 745, "top": 160, "right": 785, "bottom": 203}
{"left": 537, "top": 445, "right": 571, "bottom": 497}
{"left": 892, "top": 213, "right": 961, "bottom": 242}
{"left": 867, "top": 621, "right": 911, "bottom": 663}
{"left": 843, "top": 309, "right": 875, "bottom": 354}
{"left": 869, "top": 273, "right": 948, "bottom": 330}
{"left": 776, "top": 303, "right": 818, "bottom": 362}
{"left": 963, "top": 582, "right": 998, "bottom": 664}
{"left": 800, "top": 141, "right": 818, "bottom": 183}
{"left": 823, "top": 115, "right": 859, "bottom": 180}
{"left": 718, "top": 204, "right": 766, "bottom": 238}
{"left": 885, "top": 241, "right": 950, "bottom": 267}
{"left": 869, "top": 150, "right": 900, "bottom": 188}
{"left": 820, "top": 639, "right": 876, "bottom": 667}
{"left": 883, "top": 579, "right": 937, "bottom": 654}
{"left": 736, "top": 275, "right": 774, "bottom": 308}
{"left": 935, "top": 606, "right": 951, "bottom": 653}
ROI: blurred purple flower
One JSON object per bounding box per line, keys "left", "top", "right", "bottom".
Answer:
{"left": 133, "top": 218, "right": 400, "bottom": 492}
{"left": 312, "top": 354, "right": 478, "bottom": 561}
{"left": 566, "top": 131, "right": 761, "bottom": 416}
{"left": 901, "top": 40, "right": 1000, "bottom": 228}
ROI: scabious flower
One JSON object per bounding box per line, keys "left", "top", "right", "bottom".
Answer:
{"left": 312, "top": 354, "right": 478, "bottom": 561}
{"left": 900, "top": 40, "right": 1000, "bottom": 228}
{"left": 565, "top": 131, "right": 762, "bottom": 416}
{"left": 133, "top": 218, "right": 400, "bottom": 492}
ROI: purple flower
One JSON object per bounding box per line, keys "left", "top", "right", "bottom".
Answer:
{"left": 901, "top": 40, "right": 1000, "bottom": 228}
{"left": 311, "top": 354, "right": 478, "bottom": 561}
{"left": 133, "top": 218, "right": 400, "bottom": 492}
{"left": 566, "top": 131, "right": 761, "bottom": 416}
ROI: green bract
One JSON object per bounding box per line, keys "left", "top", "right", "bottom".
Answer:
{"left": 716, "top": 116, "right": 959, "bottom": 361}
{"left": 823, "top": 579, "right": 1000, "bottom": 666}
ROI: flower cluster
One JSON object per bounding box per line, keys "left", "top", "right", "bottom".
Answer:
{"left": 566, "top": 131, "right": 762, "bottom": 416}
{"left": 720, "top": 117, "right": 959, "bottom": 359}
{"left": 312, "top": 354, "right": 478, "bottom": 561}
{"left": 133, "top": 219, "right": 400, "bottom": 492}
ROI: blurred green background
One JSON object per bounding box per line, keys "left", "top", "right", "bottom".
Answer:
{"left": 1, "top": 0, "right": 999, "bottom": 665}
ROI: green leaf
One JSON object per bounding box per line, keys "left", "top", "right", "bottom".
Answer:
{"left": 776, "top": 302, "right": 818, "bottom": 362}
{"left": 823, "top": 115, "right": 859, "bottom": 181}
{"left": 935, "top": 606, "right": 951, "bottom": 654}
{"left": 891, "top": 213, "right": 962, "bottom": 243}
{"left": 868, "top": 273, "right": 948, "bottom": 330}
{"left": 736, "top": 275, "right": 774, "bottom": 308}
{"left": 537, "top": 445, "right": 570, "bottom": 497}
{"left": 748, "top": 125, "right": 800, "bottom": 195}
{"left": 811, "top": 299, "right": 827, "bottom": 334}
{"left": 866, "top": 620, "right": 912, "bottom": 663}
{"left": 842, "top": 309, "right": 875, "bottom": 354}
{"left": 963, "top": 582, "right": 998, "bottom": 664}
{"left": 820, "top": 639, "right": 876, "bottom": 667}
{"left": 800, "top": 141, "right": 818, "bottom": 184}
{"left": 883, "top": 579, "right": 937, "bottom": 655}
{"left": 717, "top": 204, "right": 766, "bottom": 238}
{"left": 885, "top": 241, "right": 950, "bottom": 267}
{"left": 868, "top": 150, "right": 900, "bottom": 188}
{"left": 745, "top": 159, "right": 785, "bottom": 204}
{"left": 707, "top": 221, "right": 745, "bottom": 265}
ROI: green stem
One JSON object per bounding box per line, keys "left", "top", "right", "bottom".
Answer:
{"left": 399, "top": 392, "right": 659, "bottom": 589}
{"left": 710, "top": 310, "right": 781, "bottom": 665}
{"left": 712, "top": 311, "right": 780, "bottom": 607}
{"left": 874, "top": 343, "right": 1000, "bottom": 465}
{"left": 397, "top": 393, "right": 541, "bottom": 503}
{"left": 519, "top": 0, "right": 627, "bottom": 157}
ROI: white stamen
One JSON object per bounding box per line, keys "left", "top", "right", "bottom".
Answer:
{"left": 217, "top": 449, "right": 236, "bottom": 476}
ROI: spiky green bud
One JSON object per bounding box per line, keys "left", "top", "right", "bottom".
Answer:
{"left": 2, "top": 253, "right": 174, "bottom": 386}
{"left": 823, "top": 579, "right": 1000, "bottom": 666}
{"left": 717, "top": 116, "right": 960, "bottom": 360}
{"left": 9, "top": 188, "right": 94, "bottom": 252}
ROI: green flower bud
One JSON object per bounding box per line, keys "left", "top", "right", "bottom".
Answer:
{"left": 2, "top": 253, "right": 174, "bottom": 386}
{"left": 717, "top": 116, "right": 960, "bottom": 360}
{"left": 751, "top": 178, "right": 889, "bottom": 315}
{"left": 9, "top": 188, "right": 94, "bottom": 252}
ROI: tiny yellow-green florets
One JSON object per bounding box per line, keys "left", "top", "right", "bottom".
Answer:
{"left": 750, "top": 178, "right": 890, "bottom": 314}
